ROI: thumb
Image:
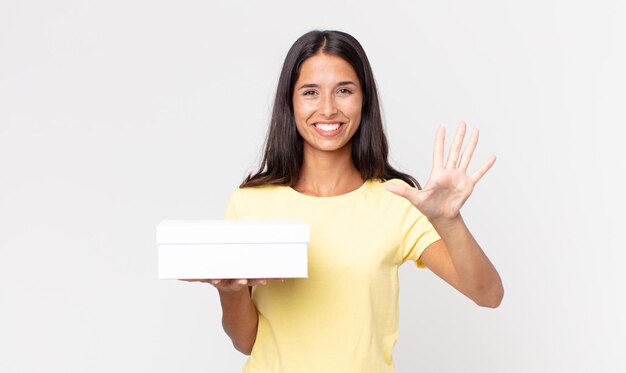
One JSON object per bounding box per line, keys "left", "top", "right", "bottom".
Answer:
{"left": 385, "top": 183, "right": 412, "bottom": 199}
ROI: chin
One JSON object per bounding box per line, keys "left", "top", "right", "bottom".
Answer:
{"left": 306, "top": 140, "right": 352, "bottom": 154}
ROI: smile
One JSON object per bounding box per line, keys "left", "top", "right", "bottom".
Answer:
{"left": 314, "top": 122, "right": 342, "bottom": 132}
{"left": 311, "top": 122, "right": 345, "bottom": 137}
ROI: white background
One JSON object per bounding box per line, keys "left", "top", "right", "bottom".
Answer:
{"left": 1, "top": 0, "right": 625, "bottom": 372}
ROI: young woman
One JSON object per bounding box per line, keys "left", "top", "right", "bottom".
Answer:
{"left": 185, "top": 30, "right": 503, "bottom": 372}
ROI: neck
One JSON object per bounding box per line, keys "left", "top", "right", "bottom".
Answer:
{"left": 294, "top": 143, "right": 364, "bottom": 197}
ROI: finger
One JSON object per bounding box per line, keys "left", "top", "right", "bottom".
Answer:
{"left": 385, "top": 183, "right": 417, "bottom": 205}
{"left": 445, "top": 122, "right": 466, "bottom": 169}
{"left": 433, "top": 125, "right": 445, "bottom": 169}
{"left": 458, "top": 128, "right": 479, "bottom": 170}
{"left": 470, "top": 154, "right": 496, "bottom": 184}
{"left": 219, "top": 279, "right": 242, "bottom": 290}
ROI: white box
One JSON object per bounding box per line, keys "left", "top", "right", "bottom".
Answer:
{"left": 157, "top": 220, "right": 309, "bottom": 279}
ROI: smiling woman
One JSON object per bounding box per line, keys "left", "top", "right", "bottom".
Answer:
{"left": 238, "top": 30, "right": 420, "bottom": 190}
{"left": 182, "top": 30, "right": 503, "bottom": 373}
{"left": 292, "top": 54, "right": 363, "bottom": 154}
{"left": 291, "top": 53, "right": 364, "bottom": 194}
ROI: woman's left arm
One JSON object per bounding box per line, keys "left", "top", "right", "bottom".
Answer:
{"left": 419, "top": 218, "right": 503, "bottom": 308}
{"left": 386, "top": 122, "right": 504, "bottom": 308}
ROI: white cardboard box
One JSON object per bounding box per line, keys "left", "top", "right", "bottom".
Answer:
{"left": 157, "top": 220, "right": 309, "bottom": 279}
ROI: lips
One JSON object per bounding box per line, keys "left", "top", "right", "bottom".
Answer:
{"left": 314, "top": 122, "right": 342, "bottom": 132}
{"left": 311, "top": 122, "right": 345, "bottom": 137}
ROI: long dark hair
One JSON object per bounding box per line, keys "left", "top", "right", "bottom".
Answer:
{"left": 240, "top": 30, "right": 420, "bottom": 189}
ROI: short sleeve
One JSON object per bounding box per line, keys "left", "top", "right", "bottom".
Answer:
{"left": 400, "top": 206, "right": 441, "bottom": 268}
{"left": 224, "top": 189, "right": 240, "bottom": 220}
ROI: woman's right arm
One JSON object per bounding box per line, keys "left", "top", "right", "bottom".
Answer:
{"left": 215, "top": 279, "right": 262, "bottom": 355}
{"left": 180, "top": 279, "right": 264, "bottom": 355}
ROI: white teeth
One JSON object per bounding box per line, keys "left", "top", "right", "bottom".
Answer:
{"left": 315, "top": 123, "right": 341, "bottom": 132}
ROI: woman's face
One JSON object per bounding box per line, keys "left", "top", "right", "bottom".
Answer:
{"left": 292, "top": 53, "right": 363, "bottom": 155}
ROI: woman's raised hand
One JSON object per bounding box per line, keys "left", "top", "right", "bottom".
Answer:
{"left": 385, "top": 122, "right": 496, "bottom": 223}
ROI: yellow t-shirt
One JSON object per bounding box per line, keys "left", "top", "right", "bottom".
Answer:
{"left": 224, "top": 178, "right": 441, "bottom": 373}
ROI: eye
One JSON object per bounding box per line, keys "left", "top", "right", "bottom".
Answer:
{"left": 302, "top": 90, "right": 317, "bottom": 96}
{"left": 337, "top": 88, "right": 353, "bottom": 95}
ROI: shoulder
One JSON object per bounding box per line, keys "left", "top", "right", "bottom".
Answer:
{"left": 226, "top": 184, "right": 289, "bottom": 209}
{"left": 378, "top": 178, "right": 414, "bottom": 188}
{"left": 366, "top": 178, "right": 415, "bottom": 198}
{"left": 366, "top": 178, "right": 414, "bottom": 189}
{"left": 366, "top": 178, "right": 424, "bottom": 215}
{"left": 231, "top": 183, "right": 286, "bottom": 196}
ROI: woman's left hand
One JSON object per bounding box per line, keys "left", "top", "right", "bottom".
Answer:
{"left": 385, "top": 122, "right": 496, "bottom": 223}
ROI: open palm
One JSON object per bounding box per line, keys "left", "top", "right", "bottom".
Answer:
{"left": 386, "top": 122, "right": 496, "bottom": 222}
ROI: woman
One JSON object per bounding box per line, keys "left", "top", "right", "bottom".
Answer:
{"left": 186, "top": 30, "right": 503, "bottom": 372}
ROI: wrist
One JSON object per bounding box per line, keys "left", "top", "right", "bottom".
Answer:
{"left": 429, "top": 214, "right": 465, "bottom": 232}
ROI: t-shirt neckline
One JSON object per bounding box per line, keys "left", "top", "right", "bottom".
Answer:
{"left": 285, "top": 179, "right": 372, "bottom": 200}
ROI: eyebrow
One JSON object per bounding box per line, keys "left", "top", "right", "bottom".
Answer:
{"left": 297, "top": 81, "right": 359, "bottom": 90}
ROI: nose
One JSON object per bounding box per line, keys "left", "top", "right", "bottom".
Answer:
{"left": 319, "top": 94, "right": 338, "bottom": 117}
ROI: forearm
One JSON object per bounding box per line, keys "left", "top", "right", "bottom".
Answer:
{"left": 431, "top": 215, "right": 504, "bottom": 308}
{"left": 218, "top": 287, "right": 258, "bottom": 354}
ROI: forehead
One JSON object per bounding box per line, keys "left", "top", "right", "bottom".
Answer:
{"left": 296, "top": 53, "right": 359, "bottom": 85}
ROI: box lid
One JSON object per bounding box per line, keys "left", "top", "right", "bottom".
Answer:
{"left": 156, "top": 220, "right": 310, "bottom": 244}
